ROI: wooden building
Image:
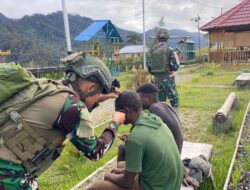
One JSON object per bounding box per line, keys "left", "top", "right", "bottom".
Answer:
{"left": 200, "top": 0, "right": 250, "bottom": 63}
{"left": 178, "top": 39, "right": 196, "bottom": 64}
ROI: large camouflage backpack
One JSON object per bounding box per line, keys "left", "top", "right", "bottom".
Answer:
{"left": 0, "top": 62, "right": 74, "bottom": 126}
{"left": 0, "top": 62, "right": 75, "bottom": 176}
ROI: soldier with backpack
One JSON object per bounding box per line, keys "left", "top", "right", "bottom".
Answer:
{"left": 0, "top": 52, "right": 125, "bottom": 189}
{"left": 147, "top": 28, "right": 180, "bottom": 110}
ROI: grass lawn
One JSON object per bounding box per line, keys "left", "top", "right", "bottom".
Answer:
{"left": 179, "top": 86, "right": 249, "bottom": 189}
{"left": 38, "top": 64, "right": 250, "bottom": 190}
{"left": 184, "top": 73, "right": 238, "bottom": 85}
{"left": 38, "top": 124, "right": 131, "bottom": 190}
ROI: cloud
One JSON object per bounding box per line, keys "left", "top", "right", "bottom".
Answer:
{"left": 0, "top": 0, "right": 242, "bottom": 32}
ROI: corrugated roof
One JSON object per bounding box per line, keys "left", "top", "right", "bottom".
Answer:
{"left": 74, "top": 20, "right": 123, "bottom": 42}
{"left": 178, "top": 39, "right": 196, "bottom": 44}
{"left": 200, "top": 0, "right": 250, "bottom": 31}
{"left": 119, "top": 45, "right": 149, "bottom": 54}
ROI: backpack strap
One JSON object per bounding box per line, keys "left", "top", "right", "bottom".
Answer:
{"left": 0, "top": 79, "right": 75, "bottom": 127}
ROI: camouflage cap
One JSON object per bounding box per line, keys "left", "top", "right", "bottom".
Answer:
{"left": 62, "top": 52, "right": 112, "bottom": 94}
{"left": 157, "top": 28, "right": 169, "bottom": 39}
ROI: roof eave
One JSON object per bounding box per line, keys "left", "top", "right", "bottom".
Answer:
{"left": 201, "top": 23, "right": 250, "bottom": 32}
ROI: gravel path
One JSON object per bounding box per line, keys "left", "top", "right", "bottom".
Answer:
{"left": 90, "top": 99, "right": 114, "bottom": 126}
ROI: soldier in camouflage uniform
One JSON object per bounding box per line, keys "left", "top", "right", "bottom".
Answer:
{"left": 0, "top": 52, "right": 125, "bottom": 189}
{"left": 151, "top": 28, "right": 180, "bottom": 109}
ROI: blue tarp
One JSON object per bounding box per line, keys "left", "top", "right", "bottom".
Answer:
{"left": 74, "top": 20, "right": 123, "bottom": 42}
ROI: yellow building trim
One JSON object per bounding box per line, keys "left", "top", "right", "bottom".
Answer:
{"left": 0, "top": 51, "right": 11, "bottom": 56}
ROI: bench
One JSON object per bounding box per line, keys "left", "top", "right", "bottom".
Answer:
{"left": 181, "top": 141, "right": 213, "bottom": 190}
{"left": 235, "top": 73, "right": 250, "bottom": 89}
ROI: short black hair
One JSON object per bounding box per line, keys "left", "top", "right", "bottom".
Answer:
{"left": 137, "top": 83, "right": 159, "bottom": 94}
{"left": 115, "top": 91, "right": 142, "bottom": 112}
{"left": 137, "top": 83, "right": 159, "bottom": 102}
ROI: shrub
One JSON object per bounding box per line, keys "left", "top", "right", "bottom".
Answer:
{"left": 206, "top": 71, "right": 214, "bottom": 76}
{"left": 127, "top": 69, "right": 150, "bottom": 90}
{"left": 190, "top": 69, "right": 196, "bottom": 73}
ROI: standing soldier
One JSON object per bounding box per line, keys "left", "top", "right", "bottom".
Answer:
{"left": 0, "top": 52, "right": 124, "bottom": 189}
{"left": 148, "top": 28, "right": 180, "bottom": 110}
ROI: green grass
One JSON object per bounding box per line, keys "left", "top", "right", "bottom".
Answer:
{"left": 232, "top": 165, "right": 241, "bottom": 188}
{"left": 184, "top": 73, "right": 238, "bottom": 85}
{"left": 38, "top": 124, "right": 131, "bottom": 190}
{"left": 38, "top": 65, "right": 250, "bottom": 190}
{"left": 179, "top": 63, "right": 250, "bottom": 75}
{"left": 178, "top": 71, "right": 250, "bottom": 189}
{"left": 115, "top": 72, "right": 133, "bottom": 91}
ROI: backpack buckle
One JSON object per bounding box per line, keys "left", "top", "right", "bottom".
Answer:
{"left": 9, "top": 110, "right": 22, "bottom": 123}
{"left": 6, "top": 108, "right": 23, "bottom": 130}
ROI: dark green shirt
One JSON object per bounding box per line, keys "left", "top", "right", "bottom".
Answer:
{"left": 125, "top": 113, "right": 183, "bottom": 190}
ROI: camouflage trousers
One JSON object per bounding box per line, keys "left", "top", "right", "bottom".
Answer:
{"left": 155, "top": 76, "right": 179, "bottom": 107}
{"left": 0, "top": 160, "right": 38, "bottom": 190}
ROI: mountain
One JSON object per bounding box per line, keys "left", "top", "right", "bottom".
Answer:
{"left": 0, "top": 12, "right": 93, "bottom": 66}
{"left": 0, "top": 12, "right": 207, "bottom": 66}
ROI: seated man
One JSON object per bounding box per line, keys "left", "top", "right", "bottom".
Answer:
{"left": 118, "top": 83, "right": 183, "bottom": 163}
{"left": 137, "top": 83, "right": 183, "bottom": 153}
{"left": 88, "top": 91, "right": 183, "bottom": 190}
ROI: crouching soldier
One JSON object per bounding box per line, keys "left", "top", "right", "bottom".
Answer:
{"left": 0, "top": 52, "right": 125, "bottom": 189}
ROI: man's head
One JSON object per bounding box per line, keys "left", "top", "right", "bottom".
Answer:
{"left": 157, "top": 28, "right": 169, "bottom": 42}
{"left": 115, "top": 91, "right": 143, "bottom": 125}
{"left": 137, "top": 83, "right": 159, "bottom": 110}
{"left": 62, "top": 52, "right": 112, "bottom": 109}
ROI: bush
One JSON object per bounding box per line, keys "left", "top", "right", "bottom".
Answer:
{"left": 206, "top": 71, "right": 214, "bottom": 76}
{"left": 190, "top": 69, "right": 196, "bottom": 73}
{"left": 126, "top": 69, "right": 150, "bottom": 90}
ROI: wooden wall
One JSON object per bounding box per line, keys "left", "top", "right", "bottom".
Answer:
{"left": 209, "top": 31, "right": 250, "bottom": 48}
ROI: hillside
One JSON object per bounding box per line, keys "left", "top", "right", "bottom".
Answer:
{"left": 0, "top": 12, "right": 207, "bottom": 66}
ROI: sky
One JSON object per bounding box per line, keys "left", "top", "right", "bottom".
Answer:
{"left": 0, "top": 0, "right": 243, "bottom": 33}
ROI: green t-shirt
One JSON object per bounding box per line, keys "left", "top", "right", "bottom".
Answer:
{"left": 125, "top": 113, "right": 183, "bottom": 190}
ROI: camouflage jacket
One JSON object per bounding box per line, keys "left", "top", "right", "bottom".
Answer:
{"left": 54, "top": 94, "right": 117, "bottom": 161}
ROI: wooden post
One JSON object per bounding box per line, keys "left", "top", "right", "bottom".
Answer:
{"left": 213, "top": 92, "right": 240, "bottom": 131}
{"left": 208, "top": 32, "right": 211, "bottom": 62}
